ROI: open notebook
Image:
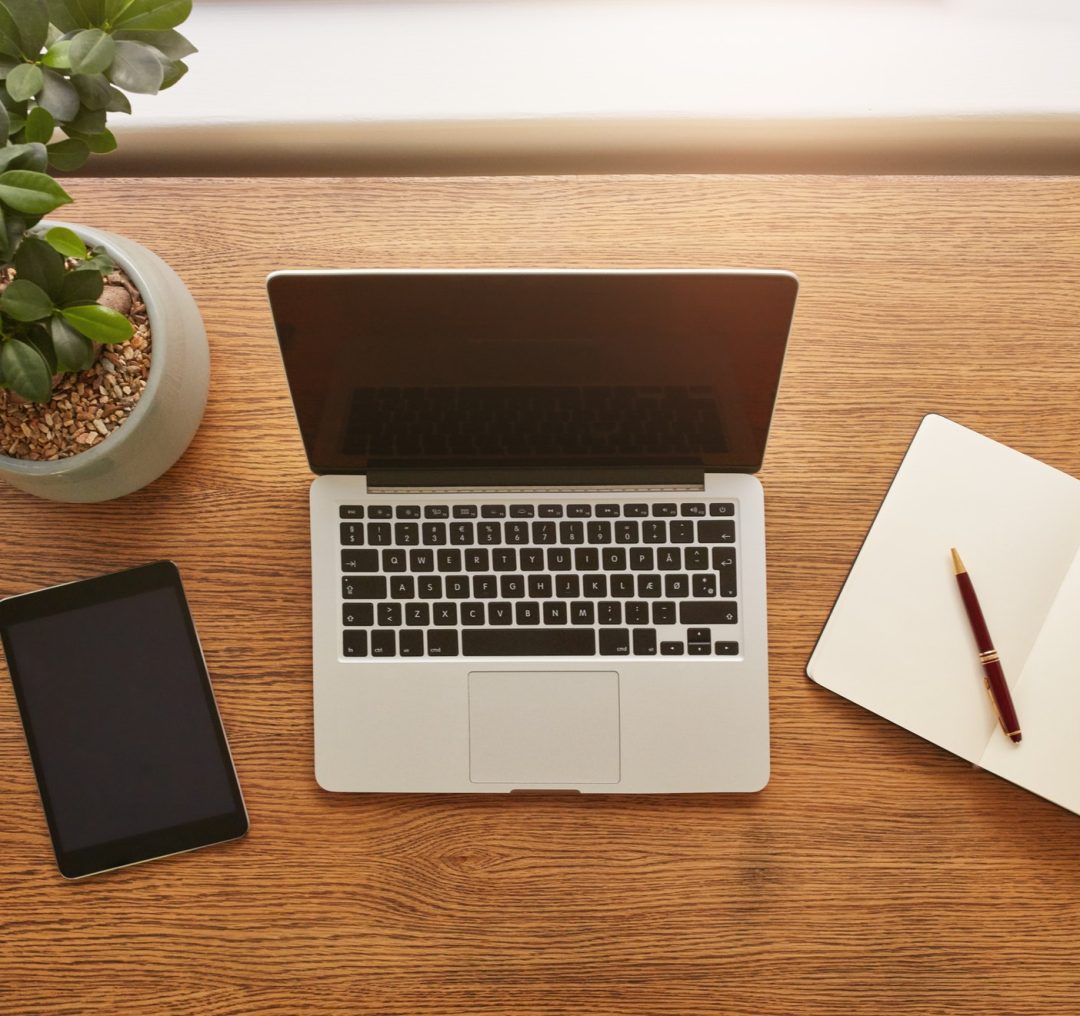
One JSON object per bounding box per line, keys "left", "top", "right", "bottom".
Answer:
{"left": 807, "top": 414, "right": 1080, "bottom": 815}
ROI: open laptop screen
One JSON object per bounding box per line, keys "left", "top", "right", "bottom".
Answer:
{"left": 268, "top": 270, "right": 797, "bottom": 476}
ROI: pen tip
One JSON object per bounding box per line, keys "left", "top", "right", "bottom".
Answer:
{"left": 950, "top": 548, "right": 966, "bottom": 574}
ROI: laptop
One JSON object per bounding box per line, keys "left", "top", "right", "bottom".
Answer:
{"left": 267, "top": 269, "right": 798, "bottom": 793}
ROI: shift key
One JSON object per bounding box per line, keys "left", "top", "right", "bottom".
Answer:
{"left": 680, "top": 601, "right": 738, "bottom": 624}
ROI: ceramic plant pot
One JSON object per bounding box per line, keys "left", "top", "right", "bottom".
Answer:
{"left": 0, "top": 222, "right": 209, "bottom": 502}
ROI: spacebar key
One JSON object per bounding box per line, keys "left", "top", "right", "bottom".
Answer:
{"left": 462, "top": 629, "right": 596, "bottom": 656}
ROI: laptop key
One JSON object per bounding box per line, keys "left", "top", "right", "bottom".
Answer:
{"left": 652, "top": 503, "right": 677, "bottom": 516}
{"left": 652, "top": 602, "right": 676, "bottom": 625}
{"left": 515, "top": 601, "right": 541, "bottom": 625}
{"left": 547, "top": 548, "right": 572, "bottom": 570}
{"left": 538, "top": 504, "right": 563, "bottom": 517}
{"left": 450, "top": 522, "right": 474, "bottom": 545}
{"left": 571, "top": 601, "right": 595, "bottom": 624}
{"left": 438, "top": 549, "right": 462, "bottom": 571}
{"left": 422, "top": 522, "right": 447, "bottom": 545}
{"left": 399, "top": 630, "right": 424, "bottom": 656}
{"left": 478, "top": 522, "right": 501, "bottom": 545}
{"left": 505, "top": 522, "right": 529, "bottom": 544}
{"left": 409, "top": 549, "right": 434, "bottom": 572}
{"left": 340, "top": 522, "right": 363, "bottom": 545}
{"left": 567, "top": 504, "right": 592, "bottom": 517}
{"left": 637, "top": 574, "right": 661, "bottom": 597}
{"left": 382, "top": 549, "right": 406, "bottom": 572}
{"left": 500, "top": 575, "right": 525, "bottom": 598}
{"left": 488, "top": 603, "right": 513, "bottom": 625}
{"left": 433, "top": 602, "right": 457, "bottom": 625}
{"left": 368, "top": 505, "right": 392, "bottom": 519}
{"left": 596, "top": 504, "right": 620, "bottom": 517}
{"left": 602, "top": 548, "right": 626, "bottom": 570}
{"left": 418, "top": 576, "right": 442, "bottom": 599}
{"left": 396, "top": 505, "right": 421, "bottom": 518}
{"left": 660, "top": 641, "right": 685, "bottom": 655}
{"left": 584, "top": 574, "right": 607, "bottom": 597}
{"left": 657, "top": 547, "right": 681, "bottom": 570}
{"left": 342, "top": 603, "right": 375, "bottom": 626}
{"left": 368, "top": 522, "right": 392, "bottom": 545}
{"left": 587, "top": 521, "right": 612, "bottom": 544}
{"left": 453, "top": 505, "right": 478, "bottom": 519}
{"left": 509, "top": 504, "right": 535, "bottom": 518}
{"left": 716, "top": 641, "right": 739, "bottom": 655}
{"left": 532, "top": 521, "right": 557, "bottom": 544}
{"left": 342, "top": 576, "right": 386, "bottom": 599}
{"left": 424, "top": 505, "right": 449, "bottom": 518}
{"left": 598, "top": 601, "right": 621, "bottom": 624}
{"left": 692, "top": 573, "right": 717, "bottom": 597}
{"left": 465, "top": 549, "right": 489, "bottom": 571}
{"left": 427, "top": 630, "right": 459, "bottom": 656}
{"left": 599, "top": 628, "right": 630, "bottom": 655}
{"left": 643, "top": 521, "right": 667, "bottom": 543}
{"left": 626, "top": 601, "right": 649, "bottom": 624}
{"left": 681, "top": 602, "right": 738, "bottom": 624}
{"left": 699, "top": 520, "right": 735, "bottom": 543}
{"left": 462, "top": 629, "right": 595, "bottom": 656}
{"left": 560, "top": 521, "right": 584, "bottom": 544}
{"left": 632, "top": 628, "right": 658, "bottom": 656}
{"left": 445, "top": 576, "right": 469, "bottom": 598}
{"left": 688, "top": 628, "right": 711, "bottom": 644}
{"left": 342, "top": 549, "right": 379, "bottom": 572}
{"left": 664, "top": 575, "right": 689, "bottom": 598}
{"left": 378, "top": 603, "right": 402, "bottom": 626}
{"left": 340, "top": 505, "right": 364, "bottom": 519}
{"left": 669, "top": 520, "right": 694, "bottom": 543}
{"left": 481, "top": 505, "right": 506, "bottom": 518}
{"left": 625, "top": 503, "right": 648, "bottom": 516}
{"left": 371, "top": 630, "right": 395, "bottom": 657}
{"left": 393, "top": 522, "right": 416, "bottom": 546}
{"left": 688, "top": 643, "right": 712, "bottom": 655}
{"left": 406, "top": 603, "right": 430, "bottom": 626}
{"left": 528, "top": 574, "right": 552, "bottom": 597}
{"left": 343, "top": 631, "right": 368, "bottom": 657}
{"left": 709, "top": 502, "right": 735, "bottom": 517}
{"left": 680, "top": 503, "right": 706, "bottom": 517}
{"left": 575, "top": 547, "right": 599, "bottom": 570}
{"left": 610, "top": 574, "right": 635, "bottom": 597}
{"left": 493, "top": 548, "right": 516, "bottom": 571}
{"left": 390, "top": 576, "right": 415, "bottom": 598}
{"left": 461, "top": 602, "right": 484, "bottom": 625}
{"left": 543, "top": 601, "right": 568, "bottom": 625}
{"left": 685, "top": 547, "right": 709, "bottom": 569}
{"left": 630, "top": 547, "right": 653, "bottom": 569}
{"left": 615, "top": 521, "right": 639, "bottom": 544}
{"left": 520, "top": 549, "right": 544, "bottom": 571}
{"left": 556, "top": 574, "right": 580, "bottom": 597}
{"left": 474, "top": 576, "right": 497, "bottom": 598}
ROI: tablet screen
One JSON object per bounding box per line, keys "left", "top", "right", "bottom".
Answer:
{"left": 0, "top": 562, "right": 247, "bottom": 878}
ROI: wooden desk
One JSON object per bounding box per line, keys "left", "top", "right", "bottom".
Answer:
{"left": 2, "top": 177, "right": 1079, "bottom": 1015}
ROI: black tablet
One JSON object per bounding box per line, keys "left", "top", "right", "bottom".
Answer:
{"left": 0, "top": 562, "right": 248, "bottom": 879}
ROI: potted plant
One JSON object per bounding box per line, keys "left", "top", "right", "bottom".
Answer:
{"left": 0, "top": 0, "right": 207, "bottom": 502}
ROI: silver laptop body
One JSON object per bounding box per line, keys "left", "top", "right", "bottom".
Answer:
{"left": 268, "top": 269, "right": 798, "bottom": 793}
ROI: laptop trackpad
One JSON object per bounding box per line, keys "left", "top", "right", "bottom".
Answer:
{"left": 468, "top": 671, "right": 621, "bottom": 785}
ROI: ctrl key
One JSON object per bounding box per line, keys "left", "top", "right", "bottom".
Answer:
{"left": 343, "top": 630, "right": 368, "bottom": 657}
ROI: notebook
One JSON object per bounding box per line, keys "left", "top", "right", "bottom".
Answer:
{"left": 807, "top": 414, "right": 1080, "bottom": 815}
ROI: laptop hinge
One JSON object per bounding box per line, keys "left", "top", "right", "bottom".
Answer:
{"left": 366, "top": 466, "right": 705, "bottom": 492}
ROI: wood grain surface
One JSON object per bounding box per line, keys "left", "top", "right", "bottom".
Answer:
{"left": 1, "top": 176, "right": 1079, "bottom": 1016}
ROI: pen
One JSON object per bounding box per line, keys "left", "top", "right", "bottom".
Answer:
{"left": 950, "top": 548, "right": 1021, "bottom": 744}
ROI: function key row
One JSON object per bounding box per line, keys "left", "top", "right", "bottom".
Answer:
{"left": 340, "top": 502, "right": 735, "bottom": 520}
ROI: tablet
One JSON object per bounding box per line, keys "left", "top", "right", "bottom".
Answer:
{"left": 0, "top": 562, "right": 248, "bottom": 879}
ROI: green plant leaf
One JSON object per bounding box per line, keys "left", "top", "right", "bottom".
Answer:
{"left": 0, "top": 338, "right": 52, "bottom": 402}
{"left": 106, "top": 39, "right": 164, "bottom": 93}
{"left": 44, "top": 225, "right": 87, "bottom": 258}
{"left": 59, "top": 0, "right": 109, "bottom": 29}
{"left": 71, "top": 71, "right": 112, "bottom": 109}
{"left": 0, "top": 7, "right": 21, "bottom": 60}
{"left": 64, "top": 103, "right": 106, "bottom": 134}
{"left": 104, "top": 84, "right": 130, "bottom": 113}
{"left": 112, "top": 27, "right": 195, "bottom": 60}
{"left": 82, "top": 126, "right": 116, "bottom": 153}
{"left": 1, "top": 277, "right": 55, "bottom": 320}
{"left": 42, "top": 38, "right": 72, "bottom": 69}
{"left": 0, "top": 53, "right": 18, "bottom": 76}
{"left": 47, "top": 137, "right": 90, "bottom": 170}
{"left": 69, "top": 28, "right": 115, "bottom": 75}
{"left": 14, "top": 235, "right": 66, "bottom": 298}
{"left": 5, "top": 62, "right": 43, "bottom": 102}
{"left": 59, "top": 265, "right": 104, "bottom": 305}
{"left": 61, "top": 302, "right": 132, "bottom": 343}
{"left": 0, "top": 101, "right": 8, "bottom": 144}
{"left": 159, "top": 56, "right": 186, "bottom": 89}
{"left": 0, "top": 0, "right": 50, "bottom": 58}
{"left": 112, "top": 0, "right": 191, "bottom": 31}
{"left": 24, "top": 323, "right": 58, "bottom": 374}
{"left": 51, "top": 315, "right": 96, "bottom": 371}
{"left": 23, "top": 105, "right": 55, "bottom": 144}
{"left": 45, "top": 0, "right": 79, "bottom": 32}
{"left": 37, "top": 68, "right": 82, "bottom": 121}
{"left": 0, "top": 141, "right": 48, "bottom": 173}
{"left": 0, "top": 170, "right": 72, "bottom": 214}
{"left": 80, "top": 251, "right": 114, "bottom": 273}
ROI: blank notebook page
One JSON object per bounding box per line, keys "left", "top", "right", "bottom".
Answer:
{"left": 807, "top": 414, "right": 1080, "bottom": 765}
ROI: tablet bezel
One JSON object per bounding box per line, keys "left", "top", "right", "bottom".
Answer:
{"left": 0, "top": 561, "right": 248, "bottom": 879}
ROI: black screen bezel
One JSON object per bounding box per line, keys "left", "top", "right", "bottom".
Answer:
{"left": 267, "top": 269, "right": 799, "bottom": 479}
{"left": 0, "top": 561, "right": 248, "bottom": 879}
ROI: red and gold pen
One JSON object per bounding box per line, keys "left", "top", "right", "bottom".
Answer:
{"left": 950, "top": 548, "right": 1021, "bottom": 744}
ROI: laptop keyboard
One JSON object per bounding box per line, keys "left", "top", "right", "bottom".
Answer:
{"left": 338, "top": 499, "right": 740, "bottom": 659}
